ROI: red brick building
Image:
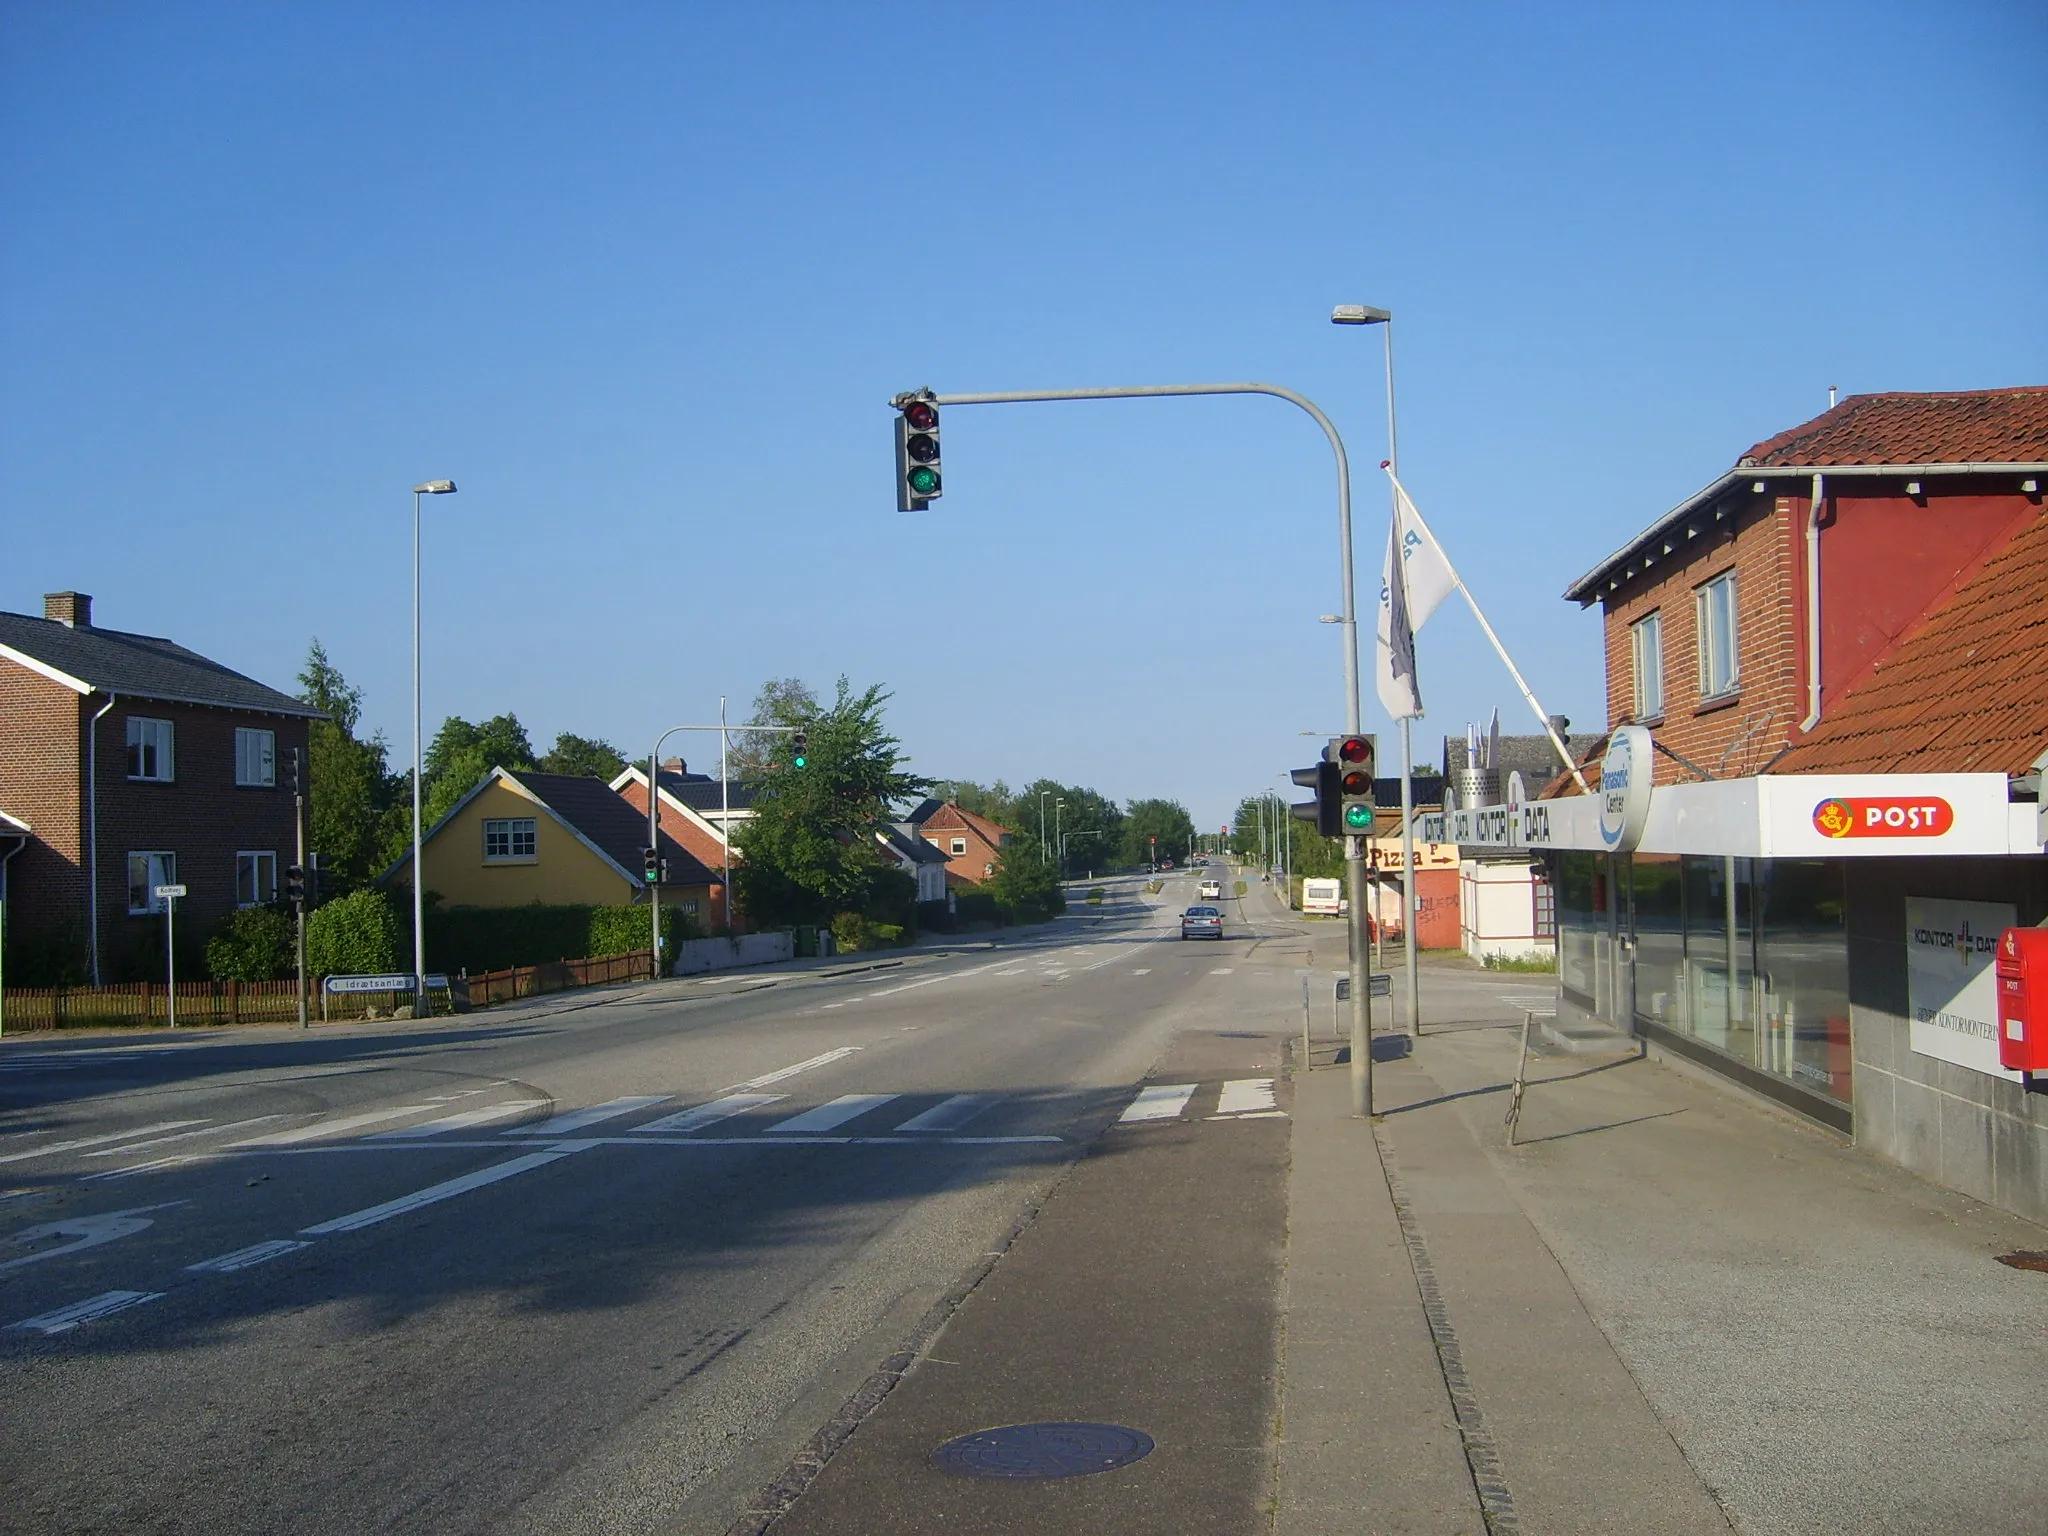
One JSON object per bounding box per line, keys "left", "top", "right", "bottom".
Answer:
{"left": 0, "top": 592, "right": 322, "bottom": 982}
{"left": 906, "top": 799, "right": 1014, "bottom": 886}
{"left": 611, "top": 763, "right": 741, "bottom": 931}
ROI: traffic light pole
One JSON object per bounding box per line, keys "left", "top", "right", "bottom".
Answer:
{"left": 922, "top": 381, "right": 1374, "bottom": 1116}
{"left": 294, "top": 749, "right": 308, "bottom": 1029}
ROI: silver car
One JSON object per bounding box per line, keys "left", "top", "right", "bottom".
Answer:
{"left": 1180, "top": 905, "right": 1223, "bottom": 939}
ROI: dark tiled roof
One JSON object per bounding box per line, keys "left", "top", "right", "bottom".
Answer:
{"left": 1442, "top": 734, "right": 1601, "bottom": 787}
{"left": 0, "top": 611, "right": 325, "bottom": 718}
{"left": 905, "top": 798, "right": 944, "bottom": 826}
{"left": 1742, "top": 388, "right": 2048, "bottom": 468}
{"left": 1773, "top": 508, "right": 2048, "bottom": 776}
{"left": 516, "top": 771, "right": 718, "bottom": 885}
{"left": 881, "top": 826, "right": 949, "bottom": 865}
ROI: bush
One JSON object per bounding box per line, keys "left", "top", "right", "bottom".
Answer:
{"left": 3, "top": 922, "right": 88, "bottom": 987}
{"left": 1482, "top": 951, "right": 1558, "bottom": 973}
{"left": 206, "top": 905, "right": 295, "bottom": 981}
{"left": 953, "top": 891, "right": 1002, "bottom": 928}
{"left": 308, "top": 888, "right": 403, "bottom": 978}
{"left": 871, "top": 922, "right": 907, "bottom": 946}
{"left": 831, "top": 912, "right": 875, "bottom": 952}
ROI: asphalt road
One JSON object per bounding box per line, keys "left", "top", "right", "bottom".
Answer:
{"left": 0, "top": 865, "right": 1299, "bottom": 1535}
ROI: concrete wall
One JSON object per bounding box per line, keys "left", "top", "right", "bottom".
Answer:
{"left": 672, "top": 931, "right": 794, "bottom": 976}
{"left": 1848, "top": 856, "right": 2048, "bottom": 1225}
{"left": 1461, "top": 860, "right": 1547, "bottom": 961}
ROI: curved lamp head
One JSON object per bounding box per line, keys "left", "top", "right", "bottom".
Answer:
{"left": 1330, "top": 305, "right": 1391, "bottom": 325}
{"left": 413, "top": 479, "right": 457, "bottom": 494}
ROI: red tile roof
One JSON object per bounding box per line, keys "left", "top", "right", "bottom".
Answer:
{"left": 1741, "top": 388, "right": 2048, "bottom": 468}
{"left": 1774, "top": 505, "right": 2048, "bottom": 776}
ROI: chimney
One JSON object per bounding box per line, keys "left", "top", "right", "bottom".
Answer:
{"left": 44, "top": 591, "right": 92, "bottom": 628}
{"left": 661, "top": 757, "right": 686, "bottom": 776}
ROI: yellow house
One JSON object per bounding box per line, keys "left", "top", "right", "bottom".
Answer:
{"left": 386, "top": 767, "right": 718, "bottom": 923}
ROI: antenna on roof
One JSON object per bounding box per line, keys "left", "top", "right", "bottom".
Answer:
{"left": 1828, "top": 384, "right": 1838, "bottom": 408}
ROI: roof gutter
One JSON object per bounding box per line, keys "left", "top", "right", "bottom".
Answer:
{"left": 1565, "top": 460, "right": 2048, "bottom": 605}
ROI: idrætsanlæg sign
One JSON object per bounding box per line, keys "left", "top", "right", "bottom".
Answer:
{"left": 1905, "top": 896, "right": 2021, "bottom": 1083}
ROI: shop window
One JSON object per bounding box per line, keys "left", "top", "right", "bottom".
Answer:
{"left": 128, "top": 851, "right": 177, "bottom": 913}
{"left": 1630, "top": 611, "right": 1664, "bottom": 719}
{"left": 1695, "top": 572, "right": 1739, "bottom": 701}
{"left": 127, "top": 717, "right": 175, "bottom": 782}
{"left": 1754, "top": 860, "right": 1851, "bottom": 1103}
{"left": 483, "top": 818, "right": 537, "bottom": 861}
{"left": 1630, "top": 854, "right": 1684, "bottom": 1029}
{"left": 236, "top": 851, "right": 278, "bottom": 906}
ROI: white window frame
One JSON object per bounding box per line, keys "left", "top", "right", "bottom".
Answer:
{"left": 483, "top": 817, "right": 538, "bottom": 862}
{"left": 235, "top": 727, "right": 277, "bottom": 787}
{"left": 128, "top": 851, "right": 177, "bottom": 914}
{"left": 126, "top": 717, "right": 175, "bottom": 782}
{"left": 950, "top": 837, "right": 967, "bottom": 856}
{"left": 1630, "top": 610, "right": 1664, "bottom": 719}
{"left": 1696, "top": 571, "right": 1740, "bottom": 701}
{"left": 236, "top": 851, "right": 278, "bottom": 906}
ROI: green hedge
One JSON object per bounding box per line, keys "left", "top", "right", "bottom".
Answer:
{"left": 424, "top": 902, "right": 696, "bottom": 975}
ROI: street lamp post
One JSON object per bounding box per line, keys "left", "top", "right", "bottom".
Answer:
{"left": 411, "top": 479, "right": 456, "bottom": 1013}
{"left": 1334, "top": 303, "right": 1421, "bottom": 1038}
{"left": 1039, "top": 793, "right": 1051, "bottom": 862}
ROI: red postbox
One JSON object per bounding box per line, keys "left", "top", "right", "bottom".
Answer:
{"left": 1994, "top": 927, "right": 2048, "bottom": 1082}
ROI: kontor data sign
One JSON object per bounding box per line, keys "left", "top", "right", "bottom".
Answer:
{"left": 1598, "top": 726, "right": 1653, "bottom": 853}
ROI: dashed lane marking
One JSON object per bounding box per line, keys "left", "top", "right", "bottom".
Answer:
{"left": 10, "top": 1290, "right": 164, "bottom": 1335}
{"left": 1209, "top": 968, "right": 1235, "bottom": 975}
{"left": 1116, "top": 1084, "right": 1198, "bottom": 1124}
{"left": 229, "top": 1106, "right": 440, "bottom": 1147}
{"left": 83, "top": 1117, "right": 282, "bottom": 1157}
{"left": 184, "top": 1239, "right": 311, "bottom": 1274}
{"left": 1131, "top": 968, "right": 1152, "bottom": 975}
{"left": 728, "top": 1046, "right": 862, "bottom": 1091}
{"left": 300, "top": 1148, "right": 592, "bottom": 1236}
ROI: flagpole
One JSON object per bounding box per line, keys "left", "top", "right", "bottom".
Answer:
{"left": 1384, "top": 468, "right": 1593, "bottom": 796}
{"left": 1380, "top": 321, "right": 1422, "bottom": 1037}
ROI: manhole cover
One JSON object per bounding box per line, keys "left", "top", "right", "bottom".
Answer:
{"left": 1996, "top": 1250, "right": 2048, "bottom": 1273}
{"left": 930, "top": 1422, "right": 1155, "bottom": 1479}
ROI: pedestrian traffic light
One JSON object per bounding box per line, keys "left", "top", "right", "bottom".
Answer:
{"left": 894, "top": 392, "right": 941, "bottom": 511}
{"left": 642, "top": 847, "right": 661, "bottom": 886}
{"left": 1335, "top": 734, "right": 1376, "bottom": 833}
{"left": 285, "top": 864, "right": 305, "bottom": 905}
{"left": 791, "top": 729, "right": 808, "bottom": 769}
{"left": 1290, "top": 750, "right": 1340, "bottom": 838}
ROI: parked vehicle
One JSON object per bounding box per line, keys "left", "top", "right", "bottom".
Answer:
{"left": 1180, "top": 905, "right": 1223, "bottom": 939}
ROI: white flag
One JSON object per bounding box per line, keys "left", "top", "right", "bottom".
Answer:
{"left": 1375, "top": 471, "right": 1460, "bottom": 720}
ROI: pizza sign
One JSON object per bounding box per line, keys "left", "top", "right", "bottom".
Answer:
{"left": 1812, "top": 796, "right": 1955, "bottom": 839}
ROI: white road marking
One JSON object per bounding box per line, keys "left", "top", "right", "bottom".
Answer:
{"left": 821, "top": 1002, "right": 844, "bottom": 1009}
{"left": 893, "top": 1094, "right": 996, "bottom": 1133}
{"left": 1116, "top": 1084, "right": 1198, "bottom": 1124}
{"left": 992, "top": 967, "right": 1026, "bottom": 976}
{"left": 229, "top": 1106, "right": 440, "bottom": 1146}
{"left": 587, "top": 1133, "right": 1063, "bottom": 1148}
{"left": 632, "top": 1093, "right": 787, "bottom": 1134}
{"left": 0, "top": 1202, "right": 186, "bottom": 1274}
{"left": 764, "top": 1094, "right": 901, "bottom": 1135}
{"left": 1215, "top": 1079, "right": 1278, "bottom": 1116}
{"left": 300, "top": 1148, "right": 589, "bottom": 1235}
{"left": 10, "top": 1289, "right": 164, "bottom": 1335}
{"left": 0, "top": 1121, "right": 209, "bottom": 1165}
{"left": 84, "top": 1116, "right": 282, "bottom": 1156}
{"left": 508, "top": 1097, "right": 672, "bottom": 1137}
{"left": 86, "top": 1156, "right": 202, "bottom": 1182}
{"left": 729, "top": 1046, "right": 862, "bottom": 1091}
{"left": 868, "top": 975, "right": 951, "bottom": 998}
{"left": 184, "top": 1239, "right": 311, "bottom": 1273}
{"left": 1209, "top": 1110, "right": 1289, "bottom": 1120}
{"left": 1131, "top": 968, "right": 1152, "bottom": 976}
{"left": 1209, "top": 968, "right": 1235, "bottom": 975}
{"left": 365, "top": 1101, "right": 549, "bottom": 1139}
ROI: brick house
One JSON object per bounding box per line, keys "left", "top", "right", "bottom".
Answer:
{"left": 905, "top": 799, "right": 1014, "bottom": 886}
{"left": 1530, "top": 388, "right": 2048, "bottom": 1221}
{"left": 611, "top": 762, "right": 744, "bottom": 931}
{"left": 0, "top": 592, "right": 323, "bottom": 982}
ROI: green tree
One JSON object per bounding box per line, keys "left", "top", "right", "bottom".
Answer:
{"left": 1121, "top": 798, "right": 1195, "bottom": 867}
{"left": 985, "top": 838, "right": 1065, "bottom": 921}
{"left": 538, "top": 731, "right": 627, "bottom": 780}
{"left": 730, "top": 677, "right": 821, "bottom": 777}
{"left": 421, "top": 713, "right": 537, "bottom": 829}
{"left": 938, "top": 779, "right": 1017, "bottom": 827}
{"left": 732, "top": 678, "right": 931, "bottom": 929}
{"left": 298, "top": 640, "right": 400, "bottom": 891}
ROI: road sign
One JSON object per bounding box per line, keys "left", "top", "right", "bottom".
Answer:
{"left": 153, "top": 884, "right": 187, "bottom": 899}
{"left": 1334, "top": 973, "right": 1393, "bottom": 1001}
{"left": 323, "top": 973, "right": 450, "bottom": 994}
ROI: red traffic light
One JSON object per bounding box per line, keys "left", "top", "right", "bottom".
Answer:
{"left": 1337, "top": 736, "right": 1372, "bottom": 765}
{"left": 903, "top": 399, "right": 938, "bottom": 432}
{"left": 1341, "top": 770, "right": 1371, "bottom": 796}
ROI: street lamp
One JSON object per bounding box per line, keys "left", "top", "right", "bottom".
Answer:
{"left": 411, "top": 479, "right": 456, "bottom": 1013}
{"left": 1039, "top": 792, "right": 1052, "bottom": 861}
{"left": 1332, "top": 302, "right": 1418, "bottom": 1035}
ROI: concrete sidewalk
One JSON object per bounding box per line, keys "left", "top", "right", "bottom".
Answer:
{"left": 1278, "top": 1006, "right": 2048, "bottom": 1535}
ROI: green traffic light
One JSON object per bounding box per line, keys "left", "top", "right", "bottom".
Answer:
{"left": 1344, "top": 804, "right": 1373, "bottom": 829}
{"left": 792, "top": 754, "right": 807, "bottom": 769}
{"left": 907, "top": 466, "right": 940, "bottom": 496}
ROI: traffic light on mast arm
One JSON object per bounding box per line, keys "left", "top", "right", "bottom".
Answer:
{"left": 1290, "top": 751, "right": 1340, "bottom": 838}
{"left": 893, "top": 391, "right": 941, "bottom": 511}
{"left": 791, "top": 728, "right": 808, "bottom": 769}
{"left": 1335, "top": 734, "right": 1377, "bottom": 834}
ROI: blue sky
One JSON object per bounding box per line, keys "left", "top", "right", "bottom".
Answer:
{"left": 4, "top": 2, "right": 2042, "bottom": 830}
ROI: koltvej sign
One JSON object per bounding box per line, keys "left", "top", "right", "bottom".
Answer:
{"left": 324, "top": 973, "right": 451, "bottom": 994}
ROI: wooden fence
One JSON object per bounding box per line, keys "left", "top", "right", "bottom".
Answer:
{"left": 3, "top": 949, "right": 656, "bottom": 1032}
